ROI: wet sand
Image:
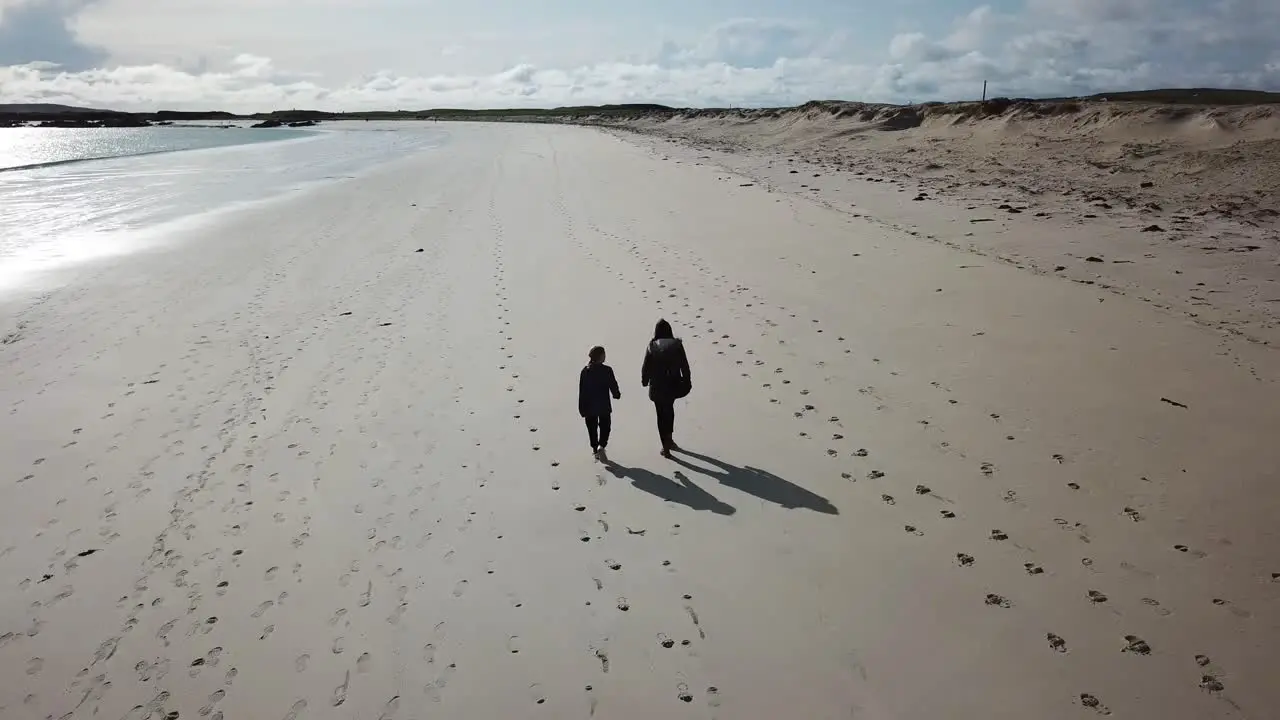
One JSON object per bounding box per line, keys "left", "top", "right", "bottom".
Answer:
{"left": 1, "top": 122, "right": 1277, "bottom": 719}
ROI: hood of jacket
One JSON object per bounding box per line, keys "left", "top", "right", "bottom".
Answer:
{"left": 649, "top": 337, "right": 681, "bottom": 353}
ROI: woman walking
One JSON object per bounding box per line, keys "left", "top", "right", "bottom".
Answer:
{"left": 640, "top": 319, "right": 691, "bottom": 458}
{"left": 579, "top": 346, "right": 621, "bottom": 461}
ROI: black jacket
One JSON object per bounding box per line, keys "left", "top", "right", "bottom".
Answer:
{"left": 641, "top": 338, "right": 691, "bottom": 401}
{"left": 579, "top": 363, "right": 621, "bottom": 417}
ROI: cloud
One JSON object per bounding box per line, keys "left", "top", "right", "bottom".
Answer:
{"left": 0, "top": 0, "right": 106, "bottom": 70}
{"left": 1, "top": 1, "right": 1278, "bottom": 111}
{"left": 659, "top": 18, "right": 837, "bottom": 69}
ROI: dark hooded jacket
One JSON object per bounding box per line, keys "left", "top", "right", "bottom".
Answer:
{"left": 641, "top": 319, "right": 691, "bottom": 401}
{"left": 579, "top": 362, "right": 620, "bottom": 417}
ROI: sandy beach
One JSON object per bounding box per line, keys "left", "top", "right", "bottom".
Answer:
{"left": 608, "top": 100, "right": 1280, "bottom": 348}
{"left": 2, "top": 121, "right": 1278, "bottom": 719}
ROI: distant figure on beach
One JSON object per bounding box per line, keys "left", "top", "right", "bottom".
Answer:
{"left": 579, "top": 346, "right": 621, "bottom": 461}
{"left": 641, "top": 319, "right": 692, "bottom": 458}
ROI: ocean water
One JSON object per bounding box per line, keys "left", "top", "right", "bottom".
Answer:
{"left": 0, "top": 122, "right": 445, "bottom": 293}
{"left": 0, "top": 124, "right": 312, "bottom": 172}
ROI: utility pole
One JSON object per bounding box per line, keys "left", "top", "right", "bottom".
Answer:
{"left": 982, "top": 80, "right": 988, "bottom": 103}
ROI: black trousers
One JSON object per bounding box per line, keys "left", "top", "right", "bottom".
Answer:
{"left": 585, "top": 414, "right": 612, "bottom": 449}
{"left": 653, "top": 398, "right": 676, "bottom": 447}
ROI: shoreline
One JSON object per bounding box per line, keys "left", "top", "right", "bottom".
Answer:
{"left": 0, "top": 123, "right": 445, "bottom": 297}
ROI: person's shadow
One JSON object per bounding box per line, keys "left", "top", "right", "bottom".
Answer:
{"left": 605, "top": 462, "right": 736, "bottom": 516}
{"left": 669, "top": 450, "right": 839, "bottom": 514}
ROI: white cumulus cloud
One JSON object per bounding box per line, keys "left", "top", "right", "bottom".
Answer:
{"left": 0, "top": 0, "right": 1277, "bottom": 111}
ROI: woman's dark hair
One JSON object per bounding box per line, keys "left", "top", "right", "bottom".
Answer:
{"left": 588, "top": 346, "right": 606, "bottom": 362}
{"left": 653, "top": 319, "right": 674, "bottom": 340}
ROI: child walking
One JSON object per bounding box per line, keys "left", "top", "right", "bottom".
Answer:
{"left": 579, "top": 346, "right": 621, "bottom": 461}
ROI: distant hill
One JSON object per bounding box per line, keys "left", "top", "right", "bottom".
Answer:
{"left": 0, "top": 103, "right": 112, "bottom": 115}
{"left": 1070, "top": 88, "right": 1280, "bottom": 105}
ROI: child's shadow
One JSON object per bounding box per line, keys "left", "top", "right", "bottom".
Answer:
{"left": 605, "top": 462, "right": 736, "bottom": 516}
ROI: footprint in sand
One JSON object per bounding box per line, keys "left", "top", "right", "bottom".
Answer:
{"left": 1024, "top": 563, "right": 1045, "bottom": 576}
{"left": 377, "top": 696, "right": 400, "bottom": 720}
{"left": 453, "top": 580, "right": 469, "bottom": 597}
{"left": 199, "top": 689, "right": 226, "bottom": 717}
{"left": 1087, "top": 590, "right": 1108, "bottom": 604}
{"left": 1079, "top": 693, "right": 1112, "bottom": 715}
{"left": 1142, "top": 597, "right": 1173, "bottom": 616}
{"left": 706, "top": 685, "right": 722, "bottom": 708}
{"left": 295, "top": 654, "right": 309, "bottom": 673}
{"left": 677, "top": 682, "right": 694, "bottom": 703}
{"left": 252, "top": 601, "right": 274, "bottom": 618}
{"left": 985, "top": 594, "right": 1012, "bottom": 609}
{"left": 424, "top": 663, "right": 457, "bottom": 702}
{"left": 332, "top": 670, "right": 350, "bottom": 707}
{"left": 990, "top": 529, "right": 1009, "bottom": 541}
{"left": 1174, "top": 544, "right": 1208, "bottom": 558}
{"left": 357, "top": 652, "right": 372, "bottom": 672}
{"left": 956, "top": 553, "right": 975, "bottom": 567}
{"left": 1047, "top": 633, "right": 1067, "bottom": 653}
{"left": 881, "top": 494, "right": 896, "bottom": 505}
{"left": 1123, "top": 635, "right": 1151, "bottom": 655}
{"left": 1212, "top": 598, "right": 1251, "bottom": 618}
{"left": 1200, "top": 675, "right": 1225, "bottom": 694}
{"left": 279, "top": 699, "right": 309, "bottom": 720}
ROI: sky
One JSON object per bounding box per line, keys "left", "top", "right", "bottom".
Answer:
{"left": 0, "top": 0, "right": 1278, "bottom": 112}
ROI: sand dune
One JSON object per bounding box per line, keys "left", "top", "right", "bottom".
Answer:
{"left": 1, "top": 122, "right": 1277, "bottom": 719}
{"left": 606, "top": 99, "right": 1280, "bottom": 348}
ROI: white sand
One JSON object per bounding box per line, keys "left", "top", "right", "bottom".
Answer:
{"left": 611, "top": 101, "right": 1280, "bottom": 348}
{"left": 2, "top": 122, "right": 1278, "bottom": 720}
